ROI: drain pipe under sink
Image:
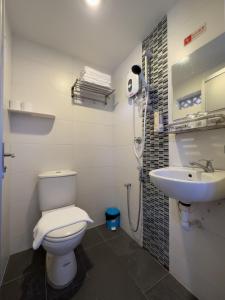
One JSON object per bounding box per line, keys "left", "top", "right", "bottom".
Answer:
{"left": 178, "top": 201, "right": 191, "bottom": 230}
{"left": 178, "top": 201, "right": 202, "bottom": 230}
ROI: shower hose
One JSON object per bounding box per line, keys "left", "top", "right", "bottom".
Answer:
{"left": 126, "top": 87, "right": 149, "bottom": 233}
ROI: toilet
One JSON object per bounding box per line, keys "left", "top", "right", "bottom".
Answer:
{"left": 36, "top": 170, "right": 89, "bottom": 289}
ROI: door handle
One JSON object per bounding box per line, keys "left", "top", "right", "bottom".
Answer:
{"left": 2, "top": 143, "right": 16, "bottom": 176}
{"left": 4, "top": 153, "right": 16, "bottom": 158}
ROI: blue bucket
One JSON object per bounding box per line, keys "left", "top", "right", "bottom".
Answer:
{"left": 105, "top": 207, "right": 120, "bottom": 231}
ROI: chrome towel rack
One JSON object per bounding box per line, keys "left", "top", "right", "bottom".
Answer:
{"left": 71, "top": 79, "right": 115, "bottom": 106}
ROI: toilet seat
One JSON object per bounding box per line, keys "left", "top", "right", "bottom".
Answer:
{"left": 44, "top": 221, "right": 87, "bottom": 242}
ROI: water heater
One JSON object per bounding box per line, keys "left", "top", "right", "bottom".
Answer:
{"left": 127, "top": 70, "right": 140, "bottom": 98}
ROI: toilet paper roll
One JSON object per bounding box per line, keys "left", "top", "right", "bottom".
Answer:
{"left": 21, "top": 102, "right": 33, "bottom": 112}
{"left": 9, "top": 100, "right": 21, "bottom": 110}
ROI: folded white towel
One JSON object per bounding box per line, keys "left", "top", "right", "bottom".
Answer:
{"left": 84, "top": 66, "right": 111, "bottom": 82}
{"left": 83, "top": 75, "right": 111, "bottom": 85}
{"left": 33, "top": 207, "right": 93, "bottom": 250}
{"left": 82, "top": 73, "right": 111, "bottom": 85}
{"left": 81, "top": 75, "right": 112, "bottom": 88}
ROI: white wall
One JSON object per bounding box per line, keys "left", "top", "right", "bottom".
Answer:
{"left": 6, "top": 2, "right": 225, "bottom": 299}
{"left": 9, "top": 37, "right": 115, "bottom": 254}
{"left": 9, "top": 35, "right": 142, "bottom": 255}
{"left": 112, "top": 44, "right": 143, "bottom": 244}
{"left": 0, "top": 11, "right": 12, "bottom": 283}
{"left": 168, "top": 0, "right": 225, "bottom": 299}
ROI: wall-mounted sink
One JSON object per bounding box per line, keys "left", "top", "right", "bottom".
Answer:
{"left": 149, "top": 167, "right": 225, "bottom": 204}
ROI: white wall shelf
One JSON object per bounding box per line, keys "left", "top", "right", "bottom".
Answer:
{"left": 8, "top": 109, "right": 55, "bottom": 119}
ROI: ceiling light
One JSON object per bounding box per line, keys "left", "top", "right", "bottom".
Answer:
{"left": 85, "top": 0, "right": 101, "bottom": 7}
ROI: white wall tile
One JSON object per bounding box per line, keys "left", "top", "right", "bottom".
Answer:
{"left": 73, "top": 121, "right": 113, "bottom": 146}
{"left": 76, "top": 166, "right": 115, "bottom": 194}
{"left": 9, "top": 171, "right": 40, "bottom": 254}
{"left": 10, "top": 143, "right": 74, "bottom": 174}
{"left": 76, "top": 166, "right": 116, "bottom": 227}
{"left": 77, "top": 185, "right": 116, "bottom": 227}
{"left": 170, "top": 200, "right": 225, "bottom": 300}
{"left": 112, "top": 44, "right": 143, "bottom": 245}
{"left": 9, "top": 37, "right": 115, "bottom": 254}
{"left": 10, "top": 118, "right": 73, "bottom": 145}
{"left": 113, "top": 124, "right": 134, "bottom": 146}
{"left": 73, "top": 145, "right": 113, "bottom": 169}
{"left": 73, "top": 106, "right": 113, "bottom": 126}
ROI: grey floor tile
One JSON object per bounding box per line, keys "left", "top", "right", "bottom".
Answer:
{"left": 3, "top": 247, "right": 45, "bottom": 283}
{"left": 0, "top": 269, "right": 46, "bottom": 300}
{"left": 85, "top": 243, "right": 147, "bottom": 300}
{"left": 47, "top": 277, "right": 83, "bottom": 300}
{"left": 96, "top": 272, "right": 147, "bottom": 300}
{"left": 106, "top": 232, "right": 143, "bottom": 271}
{"left": 146, "top": 274, "right": 198, "bottom": 300}
{"left": 128, "top": 248, "right": 168, "bottom": 292}
{"left": 96, "top": 224, "right": 123, "bottom": 241}
{"left": 106, "top": 232, "right": 141, "bottom": 257}
{"left": 75, "top": 245, "right": 93, "bottom": 273}
{"left": 70, "top": 277, "right": 101, "bottom": 300}
{"left": 106, "top": 231, "right": 168, "bottom": 292}
{"left": 1, "top": 226, "right": 196, "bottom": 300}
{"left": 82, "top": 227, "right": 104, "bottom": 249}
{"left": 85, "top": 242, "right": 119, "bottom": 275}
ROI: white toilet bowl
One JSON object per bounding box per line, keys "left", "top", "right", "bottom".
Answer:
{"left": 36, "top": 170, "right": 91, "bottom": 289}
{"left": 42, "top": 221, "right": 87, "bottom": 289}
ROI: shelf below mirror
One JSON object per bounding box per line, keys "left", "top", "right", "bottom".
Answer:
{"left": 169, "top": 123, "right": 225, "bottom": 134}
{"left": 169, "top": 113, "right": 225, "bottom": 134}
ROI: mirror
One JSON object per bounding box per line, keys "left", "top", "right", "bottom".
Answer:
{"left": 172, "top": 33, "right": 225, "bottom": 121}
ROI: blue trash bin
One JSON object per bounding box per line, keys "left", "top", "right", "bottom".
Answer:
{"left": 105, "top": 208, "right": 120, "bottom": 231}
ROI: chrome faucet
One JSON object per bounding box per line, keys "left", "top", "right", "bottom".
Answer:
{"left": 190, "top": 159, "right": 214, "bottom": 173}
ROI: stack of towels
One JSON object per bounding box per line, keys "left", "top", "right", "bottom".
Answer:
{"left": 80, "top": 66, "right": 112, "bottom": 88}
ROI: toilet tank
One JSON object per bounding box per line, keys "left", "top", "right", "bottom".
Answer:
{"left": 38, "top": 170, "right": 77, "bottom": 211}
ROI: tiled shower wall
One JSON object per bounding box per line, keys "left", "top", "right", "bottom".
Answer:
{"left": 142, "top": 16, "right": 169, "bottom": 269}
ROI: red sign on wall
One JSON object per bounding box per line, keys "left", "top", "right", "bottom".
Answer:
{"left": 184, "top": 24, "right": 207, "bottom": 46}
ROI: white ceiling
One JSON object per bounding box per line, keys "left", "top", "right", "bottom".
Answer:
{"left": 6, "top": 0, "right": 178, "bottom": 72}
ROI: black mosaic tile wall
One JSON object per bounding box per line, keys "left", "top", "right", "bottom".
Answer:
{"left": 142, "top": 16, "right": 169, "bottom": 269}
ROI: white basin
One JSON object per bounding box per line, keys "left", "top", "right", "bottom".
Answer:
{"left": 149, "top": 167, "right": 225, "bottom": 204}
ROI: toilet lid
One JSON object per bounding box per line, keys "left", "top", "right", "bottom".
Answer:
{"left": 46, "top": 221, "right": 87, "bottom": 239}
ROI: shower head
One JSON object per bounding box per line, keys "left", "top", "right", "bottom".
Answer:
{"left": 131, "top": 64, "right": 147, "bottom": 88}
{"left": 131, "top": 65, "right": 142, "bottom": 75}
{"left": 131, "top": 49, "right": 153, "bottom": 89}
